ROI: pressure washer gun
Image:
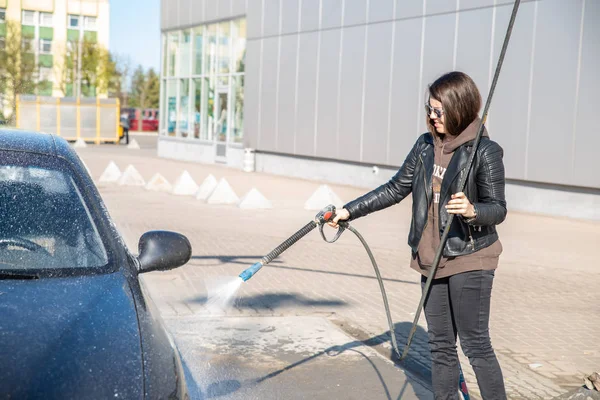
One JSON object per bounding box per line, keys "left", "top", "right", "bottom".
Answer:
{"left": 238, "top": 204, "right": 345, "bottom": 282}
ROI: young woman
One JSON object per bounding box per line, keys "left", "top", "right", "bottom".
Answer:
{"left": 332, "top": 71, "right": 507, "bottom": 399}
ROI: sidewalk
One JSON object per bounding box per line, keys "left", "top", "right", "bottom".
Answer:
{"left": 77, "top": 144, "right": 600, "bottom": 399}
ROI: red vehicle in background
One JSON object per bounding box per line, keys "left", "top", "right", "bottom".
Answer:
{"left": 120, "top": 108, "right": 159, "bottom": 132}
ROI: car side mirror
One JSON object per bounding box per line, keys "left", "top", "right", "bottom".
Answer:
{"left": 137, "top": 231, "right": 192, "bottom": 273}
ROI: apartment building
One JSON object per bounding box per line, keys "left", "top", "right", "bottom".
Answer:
{"left": 0, "top": 0, "right": 109, "bottom": 97}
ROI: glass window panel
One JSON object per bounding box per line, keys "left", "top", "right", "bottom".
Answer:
{"left": 160, "top": 79, "right": 166, "bottom": 134}
{"left": 162, "top": 34, "right": 167, "bottom": 77}
{"left": 0, "top": 8, "right": 6, "bottom": 22}
{"left": 215, "top": 89, "right": 228, "bottom": 142}
{"left": 232, "top": 75, "right": 244, "bottom": 143}
{"left": 215, "top": 77, "right": 229, "bottom": 142}
{"left": 166, "top": 80, "right": 177, "bottom": 136}
{"left": 205, "top": 24, "right": 217, "bottom": 76}
{"left": 84, "top": 16, "right": 97, "bottom": 30}
{"left": 68, "top": 14, "right": 79, "bottom": 28}
{"left": 192, "top": 26, "right": 203, "bottom": 75}
{"left": 22, "top": 10, "right": 35, "bottom": 25}
{"left": 233, "top": 19, "right": 246, "bottom": 73}
{"left": 40, "top": 12, "right": 53, "bottom": 27}
{"left": 204, "top": 78, "right": 215, "bottom": 141}
{"left": 218, "top": 76, "right": 229, "bottom": 87}
{"left": 39, "top": 39, "right": 52, "bottom": 54}
{"left": 178, "top": 79, "right": 190, "bottom": 138}
{"left": 192, "top": 79, "right": 202, "bottom": 139}
{"left": 218, "top": 22, "right": 231, "bottom": 74}
{"left": 179, "top": 30, "right": 191, "bottom": 76}
{"left": 168, "top": 32, "right": 178, "bottom": 77}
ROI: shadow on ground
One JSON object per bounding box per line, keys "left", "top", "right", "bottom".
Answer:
{"left": 192, "top": 292, "right": 348, "bottom": 310}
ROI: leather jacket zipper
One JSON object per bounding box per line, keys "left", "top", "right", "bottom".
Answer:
{"left": 417, "top": 154, "right": 429, "bottom": 250}
{"left": 467, "top": 224, "right": 475, "bottom": 248}
{"left": 420, "top": 154, "right": 429, "bottom": 208}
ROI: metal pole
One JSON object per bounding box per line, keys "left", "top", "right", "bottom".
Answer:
{"left": 77, "top": 0, "right": 83, "bottom": 98}
{"left": 401, "top": 0, "right": 522, "bottom": 361}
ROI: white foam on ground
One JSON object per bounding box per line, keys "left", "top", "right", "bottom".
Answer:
{"left": 145, "top": 173, "right": 173, "bottom": 192}
{"left": 118, "top": 165, "right": 146, "bottom": 186}
{"left": 304, "top": 184, "right": 344, "bottom": 211}
{"left": 172, "top": 170, "right": 199, "bottom": 196}
{"left": 195, "top": 174, "right": 218, "bottom": 201}
{"left": 127, "top": 139, "right": 141, "bottom": 149}
{"left": 73, "top": 138, "right": 87, "bottom": 148}
{"left": 98, "top": 161, "right": 121, "bottom": 183}
{"left": 238, "top": 188, "right": 272, "bottom": 209}
{"left": 207, "top": 178, "right": 239, "bottom": 205}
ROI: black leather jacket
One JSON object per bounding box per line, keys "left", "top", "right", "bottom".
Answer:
{"left": 344, "top": 132, "right": 507, "bottom": 257}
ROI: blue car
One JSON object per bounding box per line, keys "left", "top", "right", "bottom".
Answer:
{"left": 0, "top": 129, "right": 192, "bottom": 399}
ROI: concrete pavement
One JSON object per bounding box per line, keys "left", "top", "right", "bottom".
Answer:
{"left": 77, "top": 136, "right": 600, "bottom": 399}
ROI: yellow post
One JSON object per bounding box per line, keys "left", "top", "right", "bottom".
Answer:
{"left": 36, "top": 97, "right": 41, "bottom": 131}
{"left": 76, "top": 97, "right": 81, "bottom": 140}
{"left": 116, "top": 98, "right": 120, "bottom": 142}
{"left": 56, "top": 97, "right": 61, "bottom": 136}
{"left": 96, "top": 97, "right": 101, "bottom": 144}
{"left": 16, "top": 95, "right": 20, "bottom": 128}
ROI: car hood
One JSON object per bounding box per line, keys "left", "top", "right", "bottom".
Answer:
{"left": 0, "top": 271, "right": 144, "bottom": 399}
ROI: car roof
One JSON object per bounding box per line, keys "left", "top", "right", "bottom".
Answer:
{"left": 0, "top": 129, "right": 79, "bottom": 164}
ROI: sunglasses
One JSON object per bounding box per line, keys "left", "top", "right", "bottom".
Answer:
{"left": 425, "top": 104, "right": 444, "bottom": 118}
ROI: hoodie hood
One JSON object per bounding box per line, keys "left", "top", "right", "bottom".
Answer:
{"left": 438, "top": 118, "right": 489, "bottom": 154}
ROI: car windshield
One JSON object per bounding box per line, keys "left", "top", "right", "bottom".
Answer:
{"left": 0, "top": 156, "right": 108, "bottom": 272}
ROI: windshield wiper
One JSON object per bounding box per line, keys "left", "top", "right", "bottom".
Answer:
{"left": 0, "top": 272, "right": 40, "bottom": 280}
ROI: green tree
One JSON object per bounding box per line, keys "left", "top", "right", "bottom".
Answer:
{"left": 145, "top": 68, "right": 160, "bottom": 109}
{"left": 55, "top": 38, "right": 120, "bottom": 98}
{"left": 130, "top": 66, "right": 160, "bottom": 109}
{"left": 0, "top": 21, "right": 38, "bottom": 124}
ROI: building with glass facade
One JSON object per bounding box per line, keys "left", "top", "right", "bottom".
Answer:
{"left": 160, "top": 0, "right": 599, "bottom": 220}
{"left": 0, "top": 0, "right": 109, "bottom": 97}
{"left": 160, "top": 18, "right": 246, "bottom": 164}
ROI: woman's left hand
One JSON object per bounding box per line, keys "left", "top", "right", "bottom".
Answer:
{"left": 445, "top": 192, "right": 476, "bottom": 218}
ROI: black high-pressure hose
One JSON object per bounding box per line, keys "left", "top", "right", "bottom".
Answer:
{"left": 344, "top": 224, "right": 401, "bottom": 357}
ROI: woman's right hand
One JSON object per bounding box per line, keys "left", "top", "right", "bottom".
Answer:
{"left": 328, "top": 208, "right": 350, "bottom": 228}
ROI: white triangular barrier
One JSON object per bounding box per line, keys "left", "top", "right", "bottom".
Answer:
{"left": 118, "top": 165, "right": 146, "bottom": 186}
{"left": 172, "top": 170, "right": 199, "bottom": 196}
{"left": 304, "top": 185, "right": 343, "bottom": 211}
{"left": 238, "top": 188, "right": 272, "bottom": 209}
{"left": 145, "top": 173, "right": 172, "bottom": 192}
{"left": 127, "top": 139, "right": 141, "bottom": 150}
{"left": 73, "top": 138, "right": 87, "bottom": 148}
{"left": 206, "top": 178, "right": 239, "bottom": 205}
{"left": 195, "top": 174, "right": 218, "bottom": 201}
{"left": 98, "top": 161, "right": 121, "bottom": 183}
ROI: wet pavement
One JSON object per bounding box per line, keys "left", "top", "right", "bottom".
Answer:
{"left": 168, "top": 315, "right": 432, "bottom": 399}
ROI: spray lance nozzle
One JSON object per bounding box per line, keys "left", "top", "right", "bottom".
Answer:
{"left": 238, "top": 204, "right": 346, "bottom": 282}
{"left": 239, "top": 262, "right": 263, "bottom": 282}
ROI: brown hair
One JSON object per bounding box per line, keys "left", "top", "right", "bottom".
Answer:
{"left": 426, "top": 71, "right": 482, "bottom": 136}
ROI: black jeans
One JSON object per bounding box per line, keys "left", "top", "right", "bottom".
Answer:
{"left": 421, "top": 270, "right": 506, "bottom": 400}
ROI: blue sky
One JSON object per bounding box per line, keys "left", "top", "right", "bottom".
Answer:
{"left": 109, "top": 0, "right": 161, "bottom": 72}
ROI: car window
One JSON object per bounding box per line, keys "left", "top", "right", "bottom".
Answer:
{"left": 0, "top": 162, "right": 108, "bottom": 271}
